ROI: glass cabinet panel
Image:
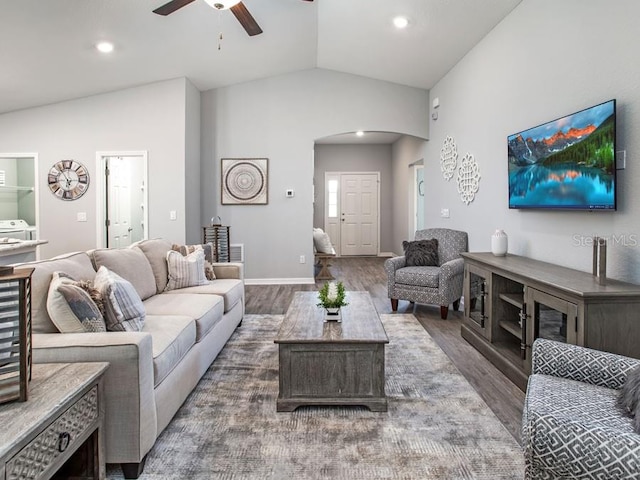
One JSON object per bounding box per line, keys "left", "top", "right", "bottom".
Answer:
{"left": 526, "top": 288, "right": 578, "bottom": 347}
{"left": 464, "top": 264, "right": 491, "bottom": 339}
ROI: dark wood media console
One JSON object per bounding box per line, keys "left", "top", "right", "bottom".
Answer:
{"left": 460, "top": 252, "right": 640, "bottom": 391}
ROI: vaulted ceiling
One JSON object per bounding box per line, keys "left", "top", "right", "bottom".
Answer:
{"left": 0, "top": 0, "right": 522, "bottom": 115}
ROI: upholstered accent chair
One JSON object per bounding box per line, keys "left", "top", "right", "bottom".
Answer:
{"left": 522, "top": 339, "right": 640, "bottom": 479}
{"left": 385, "top": 228, "right": 468, "bottom": 319}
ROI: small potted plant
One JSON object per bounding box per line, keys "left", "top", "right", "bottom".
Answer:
{"left": 317, "top": 281, "right": 348, "bottom": 322}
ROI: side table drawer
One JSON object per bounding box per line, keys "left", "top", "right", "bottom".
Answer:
{"left": 6, "top": 385, "right": 99, "bottom": 480}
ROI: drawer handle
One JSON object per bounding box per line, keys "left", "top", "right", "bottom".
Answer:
{"left": 58, "top": 432, "right": 71, "bottom": 452}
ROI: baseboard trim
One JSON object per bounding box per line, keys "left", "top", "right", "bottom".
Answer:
{"left": 378, "top": 252, "right": 395, "bottom": 258}
{"left": 245, "top": 277, "right": 316, "bottom": 285}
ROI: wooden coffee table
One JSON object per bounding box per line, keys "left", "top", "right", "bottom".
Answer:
{"left": 275, "top": 291, "right": 389, "bottom": 412}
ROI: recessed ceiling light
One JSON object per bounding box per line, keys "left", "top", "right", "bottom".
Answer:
{"left": 96, "top": 41, "right": 114, "bottom": 54}
{"left": 356, "top": 131, "right": 364, "bottom": 137}
{"left": 393, "top": 16, "right": 409, "bottom": 29}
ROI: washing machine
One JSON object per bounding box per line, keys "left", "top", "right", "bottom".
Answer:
{"left": 0, "top": 219, "right": 35, "bottom": 241}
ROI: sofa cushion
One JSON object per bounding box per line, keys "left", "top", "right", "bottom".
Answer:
{"left": 94, "top": 266, "right": 146, "bottom": 332}
{"left": 171, "top": 243, "right": 216, "bottom": 280}
{"left": 403, "top": 239, "right": 439, "bottom": 267}
{"left": 143, "top": 315, "right": 196, "bottom": 387}
{"left": 164, "top": 279, "right": 244, "bottom": 313}
{"left": 91, "top": 247, "right": 156, "bottom": 300}
{"left": 27, "top": 251, "right": 97, "bottom": 333}
{"left": 165, "top": 250, "right": 209, "bottom": 291}
{"left": 396, "top": 266, "right": 440, "bottom": 288}
{"left": 47, "top": 272, "right": 106, "bottom": 333}
{"left": 135, "top": 238, "right": 173, "bottom": 293}
{"left": 143, "top": 293, "right": 224, "bottom": 341}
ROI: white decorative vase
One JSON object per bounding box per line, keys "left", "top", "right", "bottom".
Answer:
{"left": 491, "top": 229, "right": 508, "bottom": 256}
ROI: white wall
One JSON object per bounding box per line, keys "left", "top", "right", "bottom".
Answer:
{"left": 201, "top": 68, "right": 429, "bottom": 282}
{"left": 391, "top": 136, "right": 427, "bottom": 255}
{"left": 424, "top": 0, "right": 640, "bottom": 283}
{"left": 313, "top": 143, "right": 394, "bottom": 253}
{"left": 185, "top": 80, "right": 202, "bottom": 244}
{"left": 0, "top": 78, "right": 194, "bottom": 258}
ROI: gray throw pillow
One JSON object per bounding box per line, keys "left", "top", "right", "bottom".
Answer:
{"left": 403, "top": 239, "right": 439, "bottom": 266}
{"left": 618, "top": 365, "right": 640, "bottom": 433}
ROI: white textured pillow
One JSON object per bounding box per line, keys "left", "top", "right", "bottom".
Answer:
{"left": 165, "top": 249, "right": 209, "bottom": 291}
{"left": 93, "top": 266, "right": 145, "bottom": 332}
{"left": 313, "top": 228, "right": 334, "bottom": 254}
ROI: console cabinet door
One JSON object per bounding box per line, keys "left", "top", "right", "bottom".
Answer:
{"left": 464, "top": 263, "right": 491, "bottom": 340}
{"left": 525, "top": 287, "right": 578, "bottom": 354}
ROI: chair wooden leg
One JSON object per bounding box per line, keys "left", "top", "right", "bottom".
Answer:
{"left": 453, "top": 299, "right": 460, "bottom": 311}
{"left": 390, "top": 299, "right": 398, "bottom": 311}
{"left": 440, "top": 305, "right": 449, "bottom": 319}
{"left": 122, "top": 457, "right": 147, "bottom": 479}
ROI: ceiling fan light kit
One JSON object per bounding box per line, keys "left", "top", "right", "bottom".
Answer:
{"left": 204, "top": 0, "right": 241, "bottom": 10}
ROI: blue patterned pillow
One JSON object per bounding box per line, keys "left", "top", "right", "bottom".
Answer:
{"left": 403, "top": 239, "right": 439, "bottom": 266}
{"left": 93, "top": 266, "right": 145, "bottom": 332}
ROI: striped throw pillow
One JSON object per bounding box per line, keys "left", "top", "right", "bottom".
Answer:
{"left": 171, "top": 243, "right": 216, "bottom": 280}
{"left": 165, "top": 249, "right": 209, "bottom": 291}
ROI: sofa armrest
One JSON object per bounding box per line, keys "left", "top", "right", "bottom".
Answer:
{"left": 212, "top": 262, "right": 244, "bottom": 281}
{"left": 384, "top": 256, "right": 406, "bottom": 275}
{"left": 531, "top": 338, "right": 640, "bottom": 390}
{"left": 439, "top": 257, "right": 464, "bottom": 281}
{"left": 33, "top": 332, "right": 157, "bottom": 464}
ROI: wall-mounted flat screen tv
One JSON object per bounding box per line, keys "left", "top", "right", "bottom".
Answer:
{"left": 508, "top": 99, "right": 616, "bottom": 210}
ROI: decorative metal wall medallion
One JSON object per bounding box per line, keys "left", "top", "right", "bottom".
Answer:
{"left": 440, "top": 136, "right": 458, "bottom": 181}
{"left": 221, "top": 158, "right": 268, "bottom": 205}
{"left": 456, "top": 153, "right": 480, "bottom": 205}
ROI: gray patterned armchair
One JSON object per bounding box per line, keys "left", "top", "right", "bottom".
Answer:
{"left": 522, "top": 339, "right": 640, "bottom": 479}
{"left": 384, "top": 228, "right": 468, "bottom": 319}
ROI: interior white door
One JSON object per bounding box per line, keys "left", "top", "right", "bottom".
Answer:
{"left": 107, "top": 157, "right": 133, "bottom": 248}
{"left": 340, "top": 173, "right": 378, "bottom": 256}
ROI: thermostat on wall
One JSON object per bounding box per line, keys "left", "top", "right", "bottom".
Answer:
{"left": 285, "top": 189, "right": 295, "bottom": 198}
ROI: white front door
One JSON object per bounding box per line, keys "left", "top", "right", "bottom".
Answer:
{"left": 324, "top": 172, "right": 379, "bottom": 256}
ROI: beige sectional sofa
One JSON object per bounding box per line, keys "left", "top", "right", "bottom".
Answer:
{"left": 22, "top": 238, "right": 244, "bottom": 478}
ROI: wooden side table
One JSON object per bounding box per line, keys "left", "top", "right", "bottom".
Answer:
{"left": 0, "top": 362, "right": 108, "bottom": 480}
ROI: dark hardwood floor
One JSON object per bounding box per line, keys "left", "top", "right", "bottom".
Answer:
{"left": 245, "top": 256, "right": 525, "bottom": 442}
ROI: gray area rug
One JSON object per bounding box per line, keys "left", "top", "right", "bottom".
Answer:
{"left": 107, "top": 314, "right": 524, "bottom": 479}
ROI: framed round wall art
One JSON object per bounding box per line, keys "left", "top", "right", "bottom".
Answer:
{"left": 221, "top": 158, "right": 268, "bottom": 205}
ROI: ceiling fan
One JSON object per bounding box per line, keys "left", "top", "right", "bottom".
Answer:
{"left": 153, "top": 0, "right": 314, "bottom": 37}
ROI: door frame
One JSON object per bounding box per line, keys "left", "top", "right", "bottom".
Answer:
{"left": 0, "top": 152, "right": 40, "bottom": 247}
{"left": 95, "top": 151, "right": 149, "bottom": 248}
{"left": 324, "top": 171, "right": 380, "bottom": 257}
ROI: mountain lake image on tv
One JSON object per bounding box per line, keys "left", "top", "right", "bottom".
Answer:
{"left": 508, "top": 99, "right": 616, "bottom": 210}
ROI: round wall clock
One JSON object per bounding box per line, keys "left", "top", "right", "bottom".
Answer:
{"left": 48, "top": 160, "right": 90, "bottom": 200}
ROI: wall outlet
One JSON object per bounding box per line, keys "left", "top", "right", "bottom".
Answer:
{"left": 299, "top": 255, "right": 305, "bottom": 264}
{"left": 440, "top": 208, "right": 450, "bottom": 218}
{"left": 77, "top": 212, "right": 87, "bottom": 222}
{"left": 169, "top": 210, "right": 177, "bottom": 221}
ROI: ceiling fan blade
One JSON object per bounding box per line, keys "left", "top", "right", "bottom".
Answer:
{"left": 230, "top": 2, "right": 263, "bottom": 36}
{"left": 153, "top": 0, "right": 197, "bottom": 16}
